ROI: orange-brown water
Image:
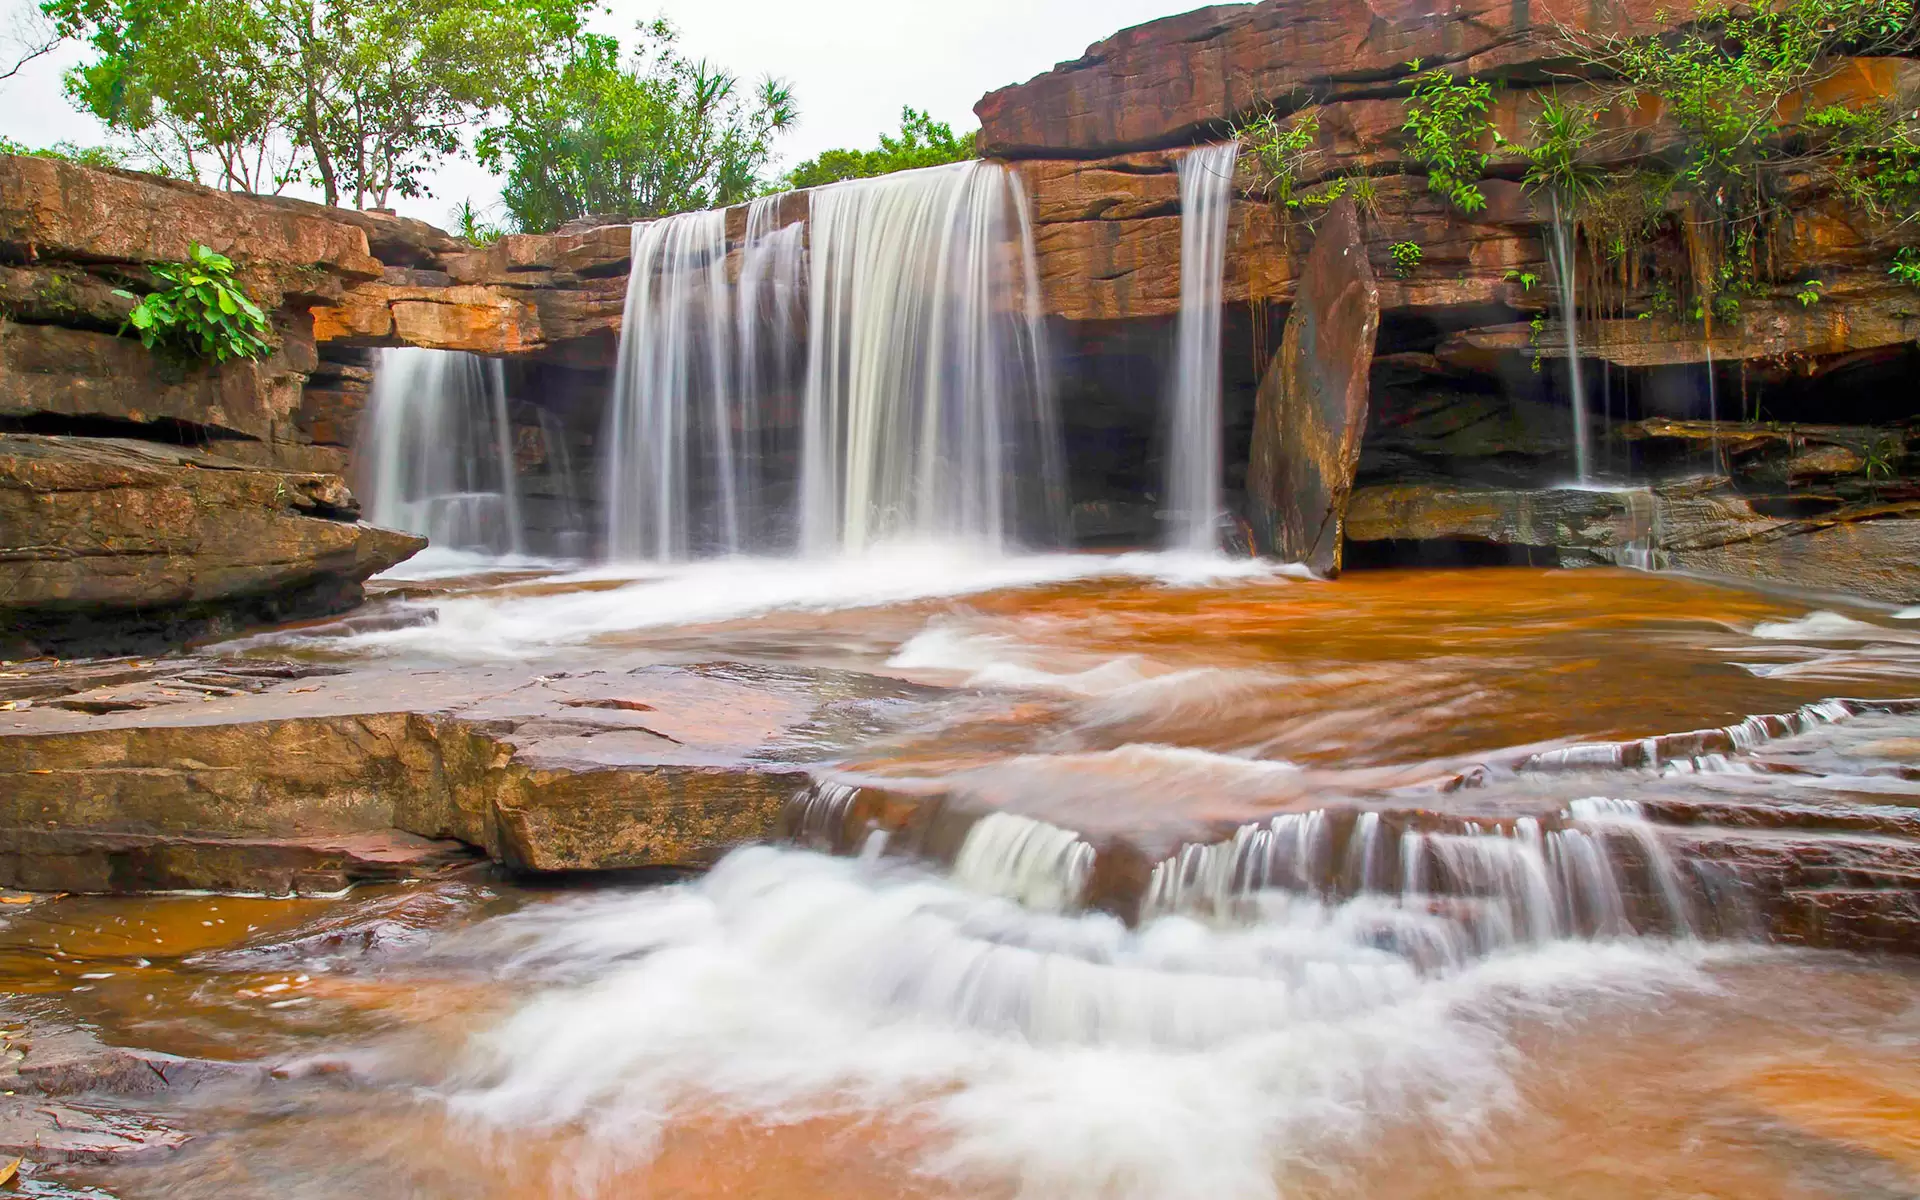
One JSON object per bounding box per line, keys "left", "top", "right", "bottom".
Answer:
{"left": 12, "top": 563, "right": 1920, "bottom": 1198}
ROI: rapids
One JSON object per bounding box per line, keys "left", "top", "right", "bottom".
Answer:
{"left": 12, "top": 563, "right": 1920, "bottom": 1198}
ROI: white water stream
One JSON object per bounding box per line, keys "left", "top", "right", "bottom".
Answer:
{"left": 1166, "top": 143, "right": 1240, "bottom": 552}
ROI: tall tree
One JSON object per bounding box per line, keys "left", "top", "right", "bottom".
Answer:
{"left": 47, "top": 0, "right": 588, "bottom": 205}
{"left": 477, "top": 21, "right": 796, "bottom": 233}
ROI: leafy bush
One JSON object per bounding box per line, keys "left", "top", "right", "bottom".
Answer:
{"left": 1390, "top": 240, "right": 1423, "bottom": 278}
{"left": 0, "top": 135, "right": 140, "bottom": 170}
{"left": 113, "top": 243, "right": 273, "bottom": 363}
{"left": 1892, "top": 248, "right": 1920, "bottom": 287}
{"left": 1233, "top": 108, "right": 1322, "bottom": 209}
{"left": 1794, "top": 279, "right": 1824, "bottom": 306}
{"left": 1401, "top": 61, "right": 1494, "bottom": 213}
{"left": 783, "top": 108, "right": 975, "bottom": 190}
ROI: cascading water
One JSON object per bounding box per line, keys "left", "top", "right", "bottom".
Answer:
{"left": 736, "top": 196, "right": 808, "bottom": 547}
{"left": 357, "top": 347, "right": 525, "bottom": 555}
{"left": 601, "top": 161, "right": 1064, "bottom": 562}
{"left": 1166, "top": 142, "right": 1240, "bottom": 552}
{"left": 603, "top": 210, "right": 741, "bottom": 560}
{"left": 1543, "top": 191, "right": 1593, "bottom": 483}
{"left": 800, "top": 161, "right": 1063, "bottom": 554}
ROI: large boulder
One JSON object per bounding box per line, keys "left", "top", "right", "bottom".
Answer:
{"left": 0, "top": 433, "right": 422, "bottom": 653}
{"left": 1246, "top": 195, "right": 1379, "bottom": 570}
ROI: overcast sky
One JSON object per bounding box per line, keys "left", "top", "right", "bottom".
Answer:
{"left": 0, "top": 0, "right": 1206, "bottom": 226}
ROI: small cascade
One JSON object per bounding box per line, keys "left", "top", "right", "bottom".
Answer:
{"left": 1143, "top": 799, "right": 1702, "bottom": 947}
{"left": 951, "top": 811, "right": 1096, "bottom": 912}
{"left": 1543, "top": 191, "right": 1592, "bottom": 484}
{"left": 800, "top": 161, "right": 1063, "bottom": 554}
{"left": 358, "top": 348, "right": 525, "bottom": 555}
{"left": 1166, "top": 142, "right": 1240, "bottom": 552}
{"left": 604, "top": 210, "right": 740, "bottom": 560}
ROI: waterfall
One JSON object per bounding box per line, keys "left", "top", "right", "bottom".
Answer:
{"left": 800, "top": 160, "right": 1062, "bottom": 555}
{"left": 736, "top": 196, "right": 808, "bottom": 549}
{"left": 601, "top": 162, "right": 1063, "bottom": 563}
{"left": 1544, "top": 191, "right": 1592, "bottom": 483}
{"left": 357, "top": 348, "right": 525, "bottom": 555}
{"left": 1166, "top": 142, "right": 1240, "bottom": 551}
{"left": 951, "top": 811, "right": 1096, "bottom": 912}
{"left": 604, "top": 210, "right": 741, "bottom": 561}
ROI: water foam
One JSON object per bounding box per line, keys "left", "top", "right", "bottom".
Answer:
{"left": 441, "top": 846, "right": 1716, "bottom": 1200}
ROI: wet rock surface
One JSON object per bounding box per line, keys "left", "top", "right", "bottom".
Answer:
{"left": 0, "top": 648, "right": 950, "bottom": 891}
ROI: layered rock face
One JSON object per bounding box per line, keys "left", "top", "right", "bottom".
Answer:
{"left": 0, "top": 158, "right": 427, "bottom": 650}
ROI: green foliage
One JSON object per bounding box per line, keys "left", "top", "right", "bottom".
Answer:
{"left": 1864, "top": 434, "right": 1904, "bottom": 486}
{"left": 1794, "top": 278, "right": 1825, "bottom": 306}
{"left": 784, "top": 107, "right": 974, "bottom": 190}
{"left": 1508, "top": 95, "right": 1606, "bottom": 210}
{"left": 451, "top": 198, "right": 505, "bottom": 244}
{"left": 1892, "top": 247, "right": 1920, "bottom": 287}
{"left": 1505, "top": 268, "right": 1541, "bottom": 290}
{"left": 0, "top": 134, "right": 140, "bottom": 170}
{"left": 45, "top": 0, "right": 590, "bottom": 205}
{"left": 1580, "top": 171, "right": 1673, "bottom": 262}
{"left": 112, "top": 243, "right": 272, "bottom": 363}
{"left": 1390, "top": 240, "right": 1423, "bottom": 278}
{"left": 477, "top": 22, "right": 795, "bottom": 233}
{"left": 1527, "top": 312, "right": 1548, "bottom": 372}
{"left": 1401, "top": 61, "right": 1494, "bottom": 214}
{"left": 1232, "top": 108, "right": 1322, "bottom": 210}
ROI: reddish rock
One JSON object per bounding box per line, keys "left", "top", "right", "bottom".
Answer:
{"left": 1247, "top": 195, "right": 1380, "bottom": 571}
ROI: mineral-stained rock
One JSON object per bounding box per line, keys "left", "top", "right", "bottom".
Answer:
{"left": 0, "top": 322, "right": 305, "bottom": 442}
{"left": 0, "top": 656, "right": 943, "bottom": 891}
{"left": 974, "top": 0, "right": 1673, "bottom": 158}
{"left": 0, "top": 154, "right": 379, "bottom": 285}
{"left": 0, "top": 1095, "right": 190, "bottom": 1163}
{"left": 1345, "top": 481, "right": 1652, "bottom": 557}
{"left": 0, "top": 434, "right": 422, "bottom": 653}
{"left": 1246, "top": 196, "right": 1379, "bottom": 571}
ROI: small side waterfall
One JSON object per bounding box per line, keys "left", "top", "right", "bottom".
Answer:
{"left": 1543, "top": 192, "right": 1592, "bottom": 483}
{"left": 1166, "top": 142, "right": 1240, "bottom": 551}
{"left": 357, "top": 348, "right": 525, "bottom": 555}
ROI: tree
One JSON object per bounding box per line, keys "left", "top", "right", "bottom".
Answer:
{"left": 783, "top": 107, "right": 975, "bottom": 190}
{"left": 45, "top": 0, "right": 588, "bottom": 205}
{"left": 477, "top": 21, "right": 796, "bottom": 233}
{"left": 2, "top": 0, "right": 59, "bottom": 86}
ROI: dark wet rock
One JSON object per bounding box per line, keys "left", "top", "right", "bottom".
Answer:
{"left": 1, "top": 1025, "right": 264, "bottom": 1099}
{"left": 1246, "top": 196, "right": 1379, "bottom": 572}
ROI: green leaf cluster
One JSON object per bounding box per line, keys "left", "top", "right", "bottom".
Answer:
{"left": 0, "top": 134, "right": 139, "bottom": 170}
{"left": 1892, "top": 247, "right": 1920, "bottom": 287}
{"left": 784, "top": 107, "right": 975, "bottom": 191}
{"left": 1390, "top": 240, "right": 1424, "bottom": 278}
{"left": 112, "top": 243, "right": 272, "bottom": 363}
{"left": 1401, "top": 62, "right": 1494, "bottom": 213}
{"left": 1232, "top": 108, "right": 1322, "bottom": 210}
{"left": 476, "top": 22, "right": 796, "bottom": 233}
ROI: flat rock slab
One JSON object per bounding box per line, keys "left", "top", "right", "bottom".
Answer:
{"left": 0, "top": 1096, "right": 190, "bottom": 1163}
{"left": 0, "top": 652, "right": 949, "bottom": 891}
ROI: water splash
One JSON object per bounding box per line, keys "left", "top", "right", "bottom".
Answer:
{"left": 358, "top": 348, "right": 524, "bottom": 555}
{"left": 1166, "top": 143, "right": 1240, "bottom": 552}
{"left": 951, "top": 811, "right": 1096, "bottom": 912}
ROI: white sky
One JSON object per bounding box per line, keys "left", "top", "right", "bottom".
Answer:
{"left": 0, "top": 0, "right": 1207, "bottom": 226}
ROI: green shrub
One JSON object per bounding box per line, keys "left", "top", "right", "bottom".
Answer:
{"left": 114, "top": 244, "right": 272, "bottom": 363}
{"left": 1401, "top": 62, "right": 1494, "bottom": 214}
{"left": 1892, "top": 248, "right": 1920, "bottom": 288}
{"left": 1390, "top": 240, "right": 1423, "bottom": 278}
